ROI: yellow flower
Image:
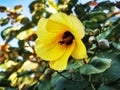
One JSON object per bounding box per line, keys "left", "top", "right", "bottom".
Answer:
{"left": 35, "top": 12, "right": 87, "bottom": 70}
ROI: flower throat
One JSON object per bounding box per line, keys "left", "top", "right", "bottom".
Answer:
{"left": 58, "top": 31, "right": 74, "bottom": 45}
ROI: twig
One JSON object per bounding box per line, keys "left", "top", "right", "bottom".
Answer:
{"left": 56, "top": 71, "right": 84, "bottom": 82}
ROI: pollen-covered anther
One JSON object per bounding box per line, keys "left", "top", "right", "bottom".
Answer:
{"left": 58, "top": 31, "right": 74, "bottom": 45}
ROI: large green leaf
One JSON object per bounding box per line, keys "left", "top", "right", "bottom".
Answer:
{"left": 51, "top": 73, "right": 89, "bottom": 90}
{"left": 91, "top": 47, "right": 120, "bottom": 84}
{"left": 97, "top": 23, "right": 120, "bottom": 40}
{"left": 38, "top": 80, "right": 51, "bottom": 90}
{"left": 80, "top": 57, "right": 111, "bottom": 75}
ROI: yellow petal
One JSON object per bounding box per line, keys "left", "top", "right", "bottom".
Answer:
{"left": 71, "top": 39, "right": 88, "bottom": 59}
{"left": 36, "top": 18, "right": 59, "bottom": 45}
{"left": 35, "top": 38, "right": 66, "bottom": 61}
{"left": 46, "top": 19, "right": 67, "bottom": 33}
{"left": 47, "top": 12, "right": 85, "bottom": 39}
{"left": 49, "top": 41, "right": 75, "bottom": 70}
{"left": 35, "top": 18, "right": 66, "bottom": 61}
{"left": 36, "top": 18, "right": 49, "bottom": 37}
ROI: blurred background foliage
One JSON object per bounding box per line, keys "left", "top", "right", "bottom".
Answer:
{"left": 0, "top": 0, "right": 120, "bottom": 90}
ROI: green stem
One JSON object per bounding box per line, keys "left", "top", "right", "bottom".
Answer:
{"left": 89, "top": 75, "right": 96, "bottom": 90}
{"left": 56, "top": 71, "right": 83, "bottom": 82}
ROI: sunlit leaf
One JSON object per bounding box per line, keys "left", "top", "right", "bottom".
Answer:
{"left": 47, "top": 0, "right": 58, "bottom": 13}
{"left": 18, "top": 77, "right": 37, "bottom": 90}
{"left": 0, "top": 6, "right": 9, "bottom": 12}
{"left": 8, "top": 72, "right": 18, "bottom": 86}
{"left": 20, "top": 17, "right": 30, "bottom": 25}
{"left": 1, "top": 26, "right": 21, "bottom": 42}
{"left": 15, "top": 15, "right": 25, "bottom": 22}
{"left": 18, "top": 60, "right": 38, "bottom": 72}
{"left": 0, "top": 87, "right": 4, "bottom": 90}
{"left": 0, "top": 17, "right": 10, "bottom": 26}
{"left": 29, "top": 0, "right": 45, "bottom": 13}
{"left": 0, "top": 59, "right": 18, "bottom": 69}
{"left": 7, "top": 12, "right": 20, "bottom": 19}
{"left": 32, "top": 10, "right": 43, "bottom": 25}
{"left": 16, "top": 29, "right": 34, "bottom": 40}
{"left": 14, "top": 5, "right": 23, "bottom": 12}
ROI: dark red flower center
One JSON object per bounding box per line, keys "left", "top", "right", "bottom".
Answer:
{"left": 58, "top": 31, "right": 74, "bottom": 45}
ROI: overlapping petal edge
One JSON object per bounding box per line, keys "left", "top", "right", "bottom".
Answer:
{"left": 35, "top": 12, "right": 88, "bottom": 70}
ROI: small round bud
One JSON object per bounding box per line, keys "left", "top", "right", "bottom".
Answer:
{"left": 89, "top": 29, "right": 100, "bottom": 36}
{"left": 98, "top": 39, "right": 110, "bottom": 49}
{"left": 88, "top": 36, "right": 96, "bottom": 44}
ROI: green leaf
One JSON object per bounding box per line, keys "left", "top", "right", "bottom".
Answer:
{"left": 0, "top": 17, "right": 9, "bottom": 26}
{"left": 97, "top": 26, "right": 114, "bottom": 40}
{"left": 0, "top": 6, "right": 8, "bottom": 12}
{"left": 29, "top": 1, "right": 38, "bottom": 13}
{"left": 51, "top": 73, "right": 89, "bottom": 90}
{"left": 80, "top": 57, "right": 111, "bottom": 75}
{"left": 1, "top": 26, "right": 20, "bottom": 42}
{"left": 86, "top": 11, "right": 107, "bottom": 22}
{"left": 14, "top": 5, "right": 22, "bottom": 11}
{"left": 38, "top": 80, "right": 51, "bottom": 90}
{"left": 16, "top": 29, "right": 34, "bottom": 40}
{"left": 98, "top": 85, "right": 115, "bottom": 90}
{"left": 107, "top": 24, "right": 120, "bottom": 40}
{"left": 18, "top": 40, "right": 25, "bottom": 48}
{"left": 67, "top": 60, "right": 80, "bottom": 70}
{"left": 97, "top": 23, "right": 120, "bottom": 40}
{"left": 32, "top": 10, "right": 43, "bottom": 25}
{"left": 75, "top": 4, "right": 86, "bottom": 19}
{"left": 91, "top": 47, "right": 120, "bottom": 84}
{"left": 93, "top": 1, "right": 115, "bottom": 11}
{"left": 20, "top": 17, "right": 30, "bottom": 25}
{"left": 106, "top": 16, "right": 120, "bottom": 23}
{"left": 29, "top": 1, "right": 45, "bottom": 13}
{"left": 83, "top": 20, "right": 99, "bottom": 29}
{"left": 111, "top": 42, "right": 120, "bottom": 50}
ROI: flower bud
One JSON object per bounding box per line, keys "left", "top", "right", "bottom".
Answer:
{"left": 88, "top": 36, "right": 96, "bottom": 44}
{"left": 98, "top": 39, "right": 110, "bottom": 48}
